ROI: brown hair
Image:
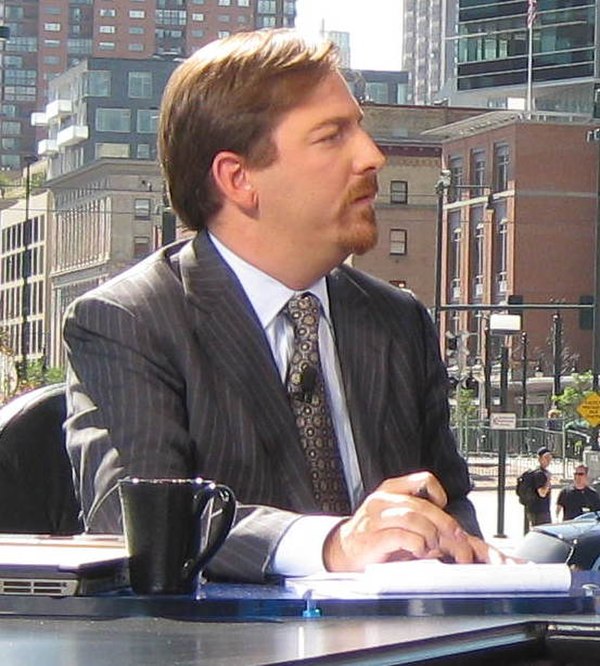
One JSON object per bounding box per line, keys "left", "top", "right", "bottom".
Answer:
{"left": 158, "top": 29, "right": 339, "bottom": 231}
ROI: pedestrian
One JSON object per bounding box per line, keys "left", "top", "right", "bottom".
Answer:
{"left": 525, "top": 446, "right": 553, "bottom": 527}
{"left": 556, "top": 464, "right": 600, "bottom": 521}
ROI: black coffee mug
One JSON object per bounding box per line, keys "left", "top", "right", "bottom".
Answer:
{"left": 118, "top": 477, "right": 235, "bottom": 595}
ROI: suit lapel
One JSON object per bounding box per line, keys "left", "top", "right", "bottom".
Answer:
{"left": 178, "top": 233, "right": 317, "bottom": 509}
{"left": 328, "top": 268, "right": 390, "bottom": 495}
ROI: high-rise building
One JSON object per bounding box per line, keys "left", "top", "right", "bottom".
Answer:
{"left": 402, "top": 0, "right": 444, "bottom": 105}
{"left": 440, "top": 0, "right": 598, "bottom": 113}
{"left": 0, "top": 0, "right": 297, "bottom": 171}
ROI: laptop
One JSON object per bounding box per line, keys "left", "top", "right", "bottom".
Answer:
{"left": 0, "top": 534, "right": 129, "bottom": 596}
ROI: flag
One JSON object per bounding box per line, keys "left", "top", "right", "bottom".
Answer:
{"left": 527, "top": 0, "right": 537, "bottom": 29}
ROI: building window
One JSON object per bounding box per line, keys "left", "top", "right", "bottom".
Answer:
{"left": 238, "top": 0, "right": 250, "bottom": 5}
{"left": 134, "top": 198, "right": 151, "bottom": 219}
{"left": 191, "top": 29, "right": 204, "bottom": 37}
{"left": 218, "top": 14, "right": 231, "bottom": 22}
{"left": 257, "top": 16, "right": 276, "bottom": 27}
{"left": 470, "top": 149, "right": 486, "bottom": 197}
{"left": 218, "top": 0, "right": 231, "bottom": 5}
{"left": 134, "top": 236, "right": 152, "bottom": 259}
{"left": 96, "top": 108, "right": 131, "bottom": 132}
{"left": 44, "top": 23, "right": 61, "bottom": 31}
{"left": 129, "top": 10, "right": 145, "bottom": 18}
{"left": 390, "top": 228, "right": 407, "bottom": 255}
{"left": 128, "top": 43, "right": 144, "bottom": 52}
{"left": 128, "top": 72, "right": 152, "bottom": 98}
{"left": 258, "top": 0, "right": 276, "bottom": 11}
{"left": 98, "top": 41, "right": 116, "bottom": 51}
{"left": 493, "top": 143, "right": 510, "bottom": 192}
{"left": 390, "top": 180, "right": 408, "bottom": 204}
{"left": 95, "top": 143, "right": 130, "bottom": 159}
{"left": 129, "top": 26, "right": 145, "bottom": 34}
{"left": 99, "top": 8, "right": 116, "bottom": 17}
{"left": 99, "top": 25, "right": 116, "bottom": 33}
{"left": 136, "top": 109, "right": 158, "bottom": 133}
{"left": 448, "top": 155, "right": 464, "bottom": 202}
{"left": 192, "top": 13, "right": 204, "bottom": 21}
{"left": 137, "top": 144, "right": 151, "bottom": 159}
{"left": 85, "top": 70, "right": 111, "bottom": 96}
{"left": 217, "top": 31, "right": 230, "bottom": 38}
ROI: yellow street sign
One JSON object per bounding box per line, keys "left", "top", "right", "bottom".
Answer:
{"left": 577, "top": 392, "right": 600, "bottom": 427}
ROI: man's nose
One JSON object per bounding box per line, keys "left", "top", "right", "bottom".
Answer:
{"left": 356, "top": 130, "right": 386, "bottom": 172}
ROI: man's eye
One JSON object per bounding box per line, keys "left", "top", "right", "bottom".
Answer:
{"left": 320, "top": 130, "right": 342, "bottom": 143}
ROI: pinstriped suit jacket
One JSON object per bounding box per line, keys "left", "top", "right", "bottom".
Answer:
{"left": 64, "top": 231, "right": 480, "bottom": 582}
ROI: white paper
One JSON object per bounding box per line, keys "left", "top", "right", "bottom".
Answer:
{"left": 286, "top": 560, "right": 572, "bottom": 598}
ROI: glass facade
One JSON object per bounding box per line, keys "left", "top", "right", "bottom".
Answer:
{"left": 456, "top": 0, "right": 595, "bottom": 91}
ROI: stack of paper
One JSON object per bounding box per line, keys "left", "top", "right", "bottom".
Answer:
{"left": 286, "top": 560, "right": 572, "bottom": 598}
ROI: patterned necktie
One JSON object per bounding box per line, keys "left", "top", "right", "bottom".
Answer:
{"left": 284, "top": 292, "right": 351, "bottom": 515}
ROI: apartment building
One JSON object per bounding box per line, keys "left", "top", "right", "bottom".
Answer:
{"left": 0, "top": 0, "right": 296, "bottom": 171}
{"left": 429, "top": 113, "right": 597, "bottom": 382}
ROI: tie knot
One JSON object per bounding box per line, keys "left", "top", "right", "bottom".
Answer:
{"left": 284, "top": 292, "right": 321, "bottom": 332}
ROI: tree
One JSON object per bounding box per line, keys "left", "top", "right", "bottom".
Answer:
{"left": 450, "top": 387, "right": 478, "bottom": 453}
{"left": 553, "top": 371, "right": 594, "bottom": 423}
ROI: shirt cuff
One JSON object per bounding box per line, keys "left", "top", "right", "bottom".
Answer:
{"left": 270, "top": 515, "right": 344, "bottom": 577}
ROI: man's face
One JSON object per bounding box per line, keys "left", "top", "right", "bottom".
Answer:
{"left": 540, "top": 452, "right": 552, "bottom": 469}
{"left": 248, "top": 71, "right": 385, "bottom": 267}
{"left": 574, "top": 468, "right": 589, "bottom": 489}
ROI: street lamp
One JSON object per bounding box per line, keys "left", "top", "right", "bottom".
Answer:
{"left": 434, "top": 169, "right": 452, "bottom": 331}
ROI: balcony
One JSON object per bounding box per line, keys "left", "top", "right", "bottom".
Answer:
{"left": 56, "top": 125, "right": 89, "bottom": 148}
{"left": 37, "top": 139, "right": 58, "bottom": 156}
{"left": 30, "top": 112, "right": 48, "bottom": 127}
{"left": 45, "top": 99, "right": 73, "bottom": 122}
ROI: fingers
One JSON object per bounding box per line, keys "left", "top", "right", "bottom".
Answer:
{"left": 323, "top": 486, "right": 463, "bottom": 572}
{"left": 378, "top": 471, "right": 448, "bottom": 509}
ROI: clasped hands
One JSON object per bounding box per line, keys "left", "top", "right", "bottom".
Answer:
{"left": 323, "top": 471, "right": 513, "bottom": 572}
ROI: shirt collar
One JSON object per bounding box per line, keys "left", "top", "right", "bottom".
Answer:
{"left": 209, "top": 233, "right": 332, "bottom": 329}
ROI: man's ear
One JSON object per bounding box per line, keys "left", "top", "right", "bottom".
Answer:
{"left": 211, "top": 151, "right": 257, "bottom": 209}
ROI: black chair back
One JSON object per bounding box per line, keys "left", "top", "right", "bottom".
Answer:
{"left": 0, "top": 383, "right": 81, "bottom": 535}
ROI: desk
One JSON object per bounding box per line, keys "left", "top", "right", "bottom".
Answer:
{"left": 0, "top": 615, "right": 549, "bottom": 665}
{"left": 1, "top": 587, "right": 600, "bottom": 665}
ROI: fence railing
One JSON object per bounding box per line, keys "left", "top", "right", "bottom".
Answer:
{"left": 453, "top": 420, "right": 585, "bottom": 486}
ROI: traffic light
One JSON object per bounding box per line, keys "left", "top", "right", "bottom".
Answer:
{"left": 448, "top": 375, "right": 459, "bottom": 393}
{"left": 463, "top": 374, "right": 479, "bottom": 396}
{"left": 445, "top": 333, "right": 458, "bottom": 359}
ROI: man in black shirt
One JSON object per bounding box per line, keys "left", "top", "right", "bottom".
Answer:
{"left": 526, "top": 446, "right": 553, "bottom": 526}
{"left": 556, "top": 464, "right": 600, "bottom": 521}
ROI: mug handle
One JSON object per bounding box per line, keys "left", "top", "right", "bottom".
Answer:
{"left": 180, "top": 482, "right": 236, "bottom": 583}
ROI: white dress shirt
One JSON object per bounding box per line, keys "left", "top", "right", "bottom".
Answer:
{"left": 210, "top": 234, "right": 362, "bottom": 575}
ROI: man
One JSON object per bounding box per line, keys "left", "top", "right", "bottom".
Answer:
{"left": 525, "top": 447, "right": 553, "bottom": 527}
{"left": 64, "top": 29, "right": 506, "bottom": 583}
{"left": 556, "top": 464, "right": 600, "bottom": 521}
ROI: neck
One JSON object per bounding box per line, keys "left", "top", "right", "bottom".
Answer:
{"left": 209, "top": 220, "right": 347, "bottom": 290}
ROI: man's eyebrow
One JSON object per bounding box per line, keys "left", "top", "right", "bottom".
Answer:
{"left": 309, "top": 112, "right": 364, "bottom": 133}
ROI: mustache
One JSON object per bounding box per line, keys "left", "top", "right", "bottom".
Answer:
{"left": 346, "top": 175, "right": 379, "bottom": 203}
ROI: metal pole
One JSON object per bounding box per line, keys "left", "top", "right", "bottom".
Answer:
{"left": 593, "top": 138, "right": 600, "bottom": 392}
{"left": 484, "top": 322, "right": 492, "bottom": 421}
{"left": 521, "top": 331, "right": 528, "bottom": 421}
{"left": 552, "top": 311, "right": 562, "bottom": 397}
{"left": 495, "top": 344, "right": 509, "bottom": 538}
{"left": 19, "top": 159, "right": 32, "bottom": 384}
{"left": 433, "top": 185, "right": 444, "bottom": 332}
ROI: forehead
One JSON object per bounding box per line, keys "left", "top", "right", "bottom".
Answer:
{"left": 275, "top": 71, "right": 361, "bottom": 131}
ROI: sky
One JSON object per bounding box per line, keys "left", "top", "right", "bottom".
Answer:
{"left": 294, "top": 0, "right": 404, "bottom": 72}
